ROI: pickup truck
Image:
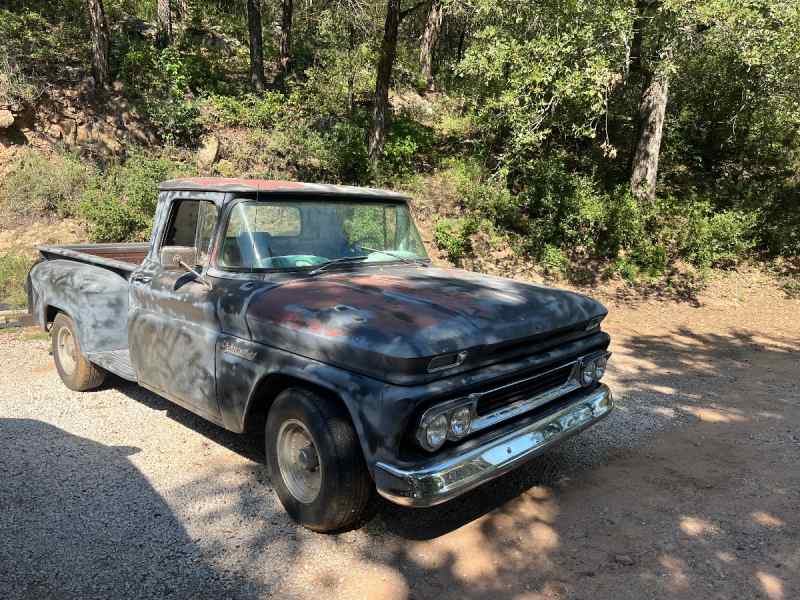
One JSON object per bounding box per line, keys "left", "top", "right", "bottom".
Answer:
{"left": 27, "top": 177, "right": 613, "bottom": 532}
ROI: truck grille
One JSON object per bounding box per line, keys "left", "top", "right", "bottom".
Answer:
{"left": 475, "top": 363, "right": 574, "bottom": 416}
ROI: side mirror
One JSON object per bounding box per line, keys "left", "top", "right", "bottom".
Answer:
{"left": 160, "top": 246, "right": 211, "bottom": 289}
{"left": 160, "top": 246, "right": 198, "bottom": 270}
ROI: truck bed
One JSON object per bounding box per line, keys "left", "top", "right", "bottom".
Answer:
{"left": 38, "top": 243, "right": 150, "bottom": 275}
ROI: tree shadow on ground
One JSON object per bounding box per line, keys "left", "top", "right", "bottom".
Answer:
{"left": 0, "top": 419, "right": 266, "bottom": 599}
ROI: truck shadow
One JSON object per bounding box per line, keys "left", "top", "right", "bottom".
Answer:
{"left": 111, "top": 379, "right": 266, "bottom": 464}
{"left": 0, "top": 418, "right": 265, "bottom": 599}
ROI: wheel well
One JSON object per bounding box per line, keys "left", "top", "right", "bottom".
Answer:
{"left": 243, "top": 374, "right": 352, "bottom": 435}
{"left": 45, "top": 305, "right": 60, "bottom": 323}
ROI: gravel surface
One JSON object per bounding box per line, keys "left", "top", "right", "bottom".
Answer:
{"left": 1, "top": 283, "right": 799, "bottom": 600}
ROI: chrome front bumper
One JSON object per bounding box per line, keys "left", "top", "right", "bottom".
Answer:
{"left": 375, "top": 384, "right": 613, "bottom": 507}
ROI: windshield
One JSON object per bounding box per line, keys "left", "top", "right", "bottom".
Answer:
{"left": 218, "top": 200, "right": 429, "bottom": 271}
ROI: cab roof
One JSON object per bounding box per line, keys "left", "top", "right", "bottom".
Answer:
{"left": 159, "top": 177, "right": 410, "bottom": 201}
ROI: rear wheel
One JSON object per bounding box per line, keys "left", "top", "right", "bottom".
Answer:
{"left": 51, "top": 313, "right": 106, "bottom": 391}
{"left": 265, "top": 388, "right": 372, "bottom": 532}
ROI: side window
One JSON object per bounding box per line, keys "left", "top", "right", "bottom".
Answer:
{"left": 162, "top": 200, "right": 218, "bottom": 266}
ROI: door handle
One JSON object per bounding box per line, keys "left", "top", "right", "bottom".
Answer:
{"left": 130, "top": 273, "right": 152, "bottom": 284}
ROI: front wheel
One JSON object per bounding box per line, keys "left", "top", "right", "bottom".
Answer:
{"left": 265, "top": 388, "right": 372, "bottom": 532}
{"left": 51, "top": 313, "right": 106, "bottom": 391}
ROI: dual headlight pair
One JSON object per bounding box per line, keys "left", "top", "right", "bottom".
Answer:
{"left": 579, "top": 354, "right": 608, "bottom": 386}
{"left": 416, "top": 352, "right": 610, "bottom": 452}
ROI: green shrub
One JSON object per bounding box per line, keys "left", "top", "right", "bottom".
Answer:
{"left": 79, "top": 153, "right": 185, "bottom": 242}
{"left": 678, "top": 203, "right": 757, "bottom": 269}
{"left": 380, "top": 118, "right": 435, "bottom": 178}
{"left": 201, "top": 92, "right": 286, "bottom": 128}
{"left": 0, "top": 150, "right": 92, "bottom": 218}
{"left": 433, "top": 217, "right": 478, "bottom": 263}
{"left": 324, "top": 121, "right": 370, "bottom": 184}
{"left": 0, "top": 50, "right": 39, "bottom": 106}
{"left": 611, "top": 257, "right": 640, "bottom": 283}
{"left": 115, "top": 42, "right": 203, "bottom": 145}
{"left": 0, "top": 251, "right": 32, "bottom": 309}
{"left": 541, "top": 244, "right": 568, "bottom": 276}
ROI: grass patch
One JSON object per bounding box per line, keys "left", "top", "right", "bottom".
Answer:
{"left": 0, "top": 251, "right": 32, "bottom": 309}
{"left": 0, "top": 149, "right": 93, "bottom": 219}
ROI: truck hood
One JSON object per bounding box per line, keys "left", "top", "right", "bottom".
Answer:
{"left": 245, "top": 266, "right": 607, "bottom": 384}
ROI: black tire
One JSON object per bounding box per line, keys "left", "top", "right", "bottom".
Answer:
{"left": 265, "top": 387, "right": 372, "bottom": 532}
{"left": 51, "top": 313, "right": 106, "bottom": 391}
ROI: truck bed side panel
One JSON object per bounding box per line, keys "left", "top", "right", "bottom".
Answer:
{"left": 28, "top": 259, "right": 130, "bottom": 353}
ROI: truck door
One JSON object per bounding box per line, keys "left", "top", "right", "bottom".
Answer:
{"left": 128, "top": 195, "right": 223, "bottom": 423}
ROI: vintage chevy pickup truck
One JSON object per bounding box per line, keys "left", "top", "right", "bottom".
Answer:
{"left": 27, "top": 177, "right": 613, "bottom": 531}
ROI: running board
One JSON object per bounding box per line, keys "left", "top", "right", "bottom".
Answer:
{"left": 86, "top": 349, "right": 137, "bottom": 382}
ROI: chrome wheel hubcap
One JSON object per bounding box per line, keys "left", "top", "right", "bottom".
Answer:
{"left": 57, "top": 327, "right": 77, "bottom": 375}
{"left": 276, "top": 419, "right": 322, "bottom": 504}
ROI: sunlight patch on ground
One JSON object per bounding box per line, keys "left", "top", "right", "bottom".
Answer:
{"left": 679, "top": 516, "right": 719, "bottom": 537}
{"left": 680, "top": 405, "right": 747, "bottom": 424}
{"left": 752, "top": 511, "right": 785, "bottom": 529}
{"left": 658, "top": 555, "right": 689, "bottom": 592}
{"left": 756, "top": 571, "right": 784, "bottom": 600}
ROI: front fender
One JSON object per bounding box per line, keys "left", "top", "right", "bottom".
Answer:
{"left": 215, "top": 334, "right": 387, "bottom": 471}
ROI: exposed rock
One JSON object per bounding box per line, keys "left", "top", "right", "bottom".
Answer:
{"left": 75, "top": 124, "right": 92, "bottom": 144}
{"left": 98, "top": 131, "right": 122, "bottom": 155}
{"left": 197, "top": 135, "right": 220, "bottom": 168}
{"left": 47, "top": 124, "right": 63, "bottom": 140}
{"left": 0, "top": 110, "right": 14, "bottom": 129}
{"left": 614, "top": 554, "right": 636, "bottom": 566}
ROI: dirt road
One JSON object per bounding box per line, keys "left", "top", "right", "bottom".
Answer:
{"left": 1, "top": 277, "right": 798, "bottom": 599}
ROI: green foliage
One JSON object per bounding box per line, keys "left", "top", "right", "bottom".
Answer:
{"left": 115, "top": 41, "right": 203, "bottom": 144}
{"left": 79, "top": 154, "right": 185, "bottom": 242}
{"left": 541, "top": 244, "right": 569, "bottom": 277}
{"left": 433, "top": 217, "right": 479, "bottom": 263}
{"left": 381, "top": 118, "right": 435, "bottom": 178}
{"left": 0, "top": 50, "right": 39, "bottom": 106}
{"left": 680, "top": 205, "right": 758, "bottom": 269}
{"left": 200, "top": 92, "right": 286, "bottom": 128}
{"left": 0, "top": 150, "right": 93, "bottom": 218}
{"left": 0, "top": 251, "right": 32, "bottom": 309}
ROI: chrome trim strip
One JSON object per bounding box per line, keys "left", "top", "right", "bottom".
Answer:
{"left": 376, "top": 384, "right": 613, "bottom": 507}
{"left": 470, "top": 378, "right": 581, "bottom": 431}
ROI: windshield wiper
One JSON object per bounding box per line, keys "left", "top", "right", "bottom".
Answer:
{"left": 307, "top": 255, "right": 369, "bottom": 276}
{"left": 359, "top": 246, "right": 427, "bottom": 265}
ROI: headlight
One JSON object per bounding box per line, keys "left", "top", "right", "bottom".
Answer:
{"left": 579, "top": 353, "right": 610, "bottom": 386}
{"left": 580, "top": 360, "right": 598, "bottom": 386}
{"left": 417, "top": 403, "right": 474, "bottom": 451}
{"left": 594, "top": 355, "right": 608, "bottom": 379}
{"left": 419, "top": 413, "right": 449, "bottom": 451}
{"left": 449, "top": 406, "right": 472, "bottom": 437}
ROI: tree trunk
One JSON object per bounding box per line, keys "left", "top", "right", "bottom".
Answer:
{"left": 419, "top": 0, "right": 443, "bottom": 91}
{"left": 86, "top": 0, "right": 111, "bottom": 90}
{"left": 278, "top": 0, "right": 293, "bottom": 80}
{"left": 456, "top": 28, "right": 466, "bottom": 63}
{"left": 368, "top": 0, "right": 401, "bottom": 165}
{"left": 630, "top": 66, "right": 669, "bottom": 202}
{"left": 156, "top": 0, "right": 172, "bottom": 48}
{"left": 246, "top": 0, "right": 266, "bottom": 91}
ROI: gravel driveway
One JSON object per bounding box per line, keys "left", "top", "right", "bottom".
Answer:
{"left": 1, "top": 286, "right": 798, "bottom": 600}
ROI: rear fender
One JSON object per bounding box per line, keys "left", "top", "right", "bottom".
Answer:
{"left": 28, "top": 259, "right": 130, "bottom": 353}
